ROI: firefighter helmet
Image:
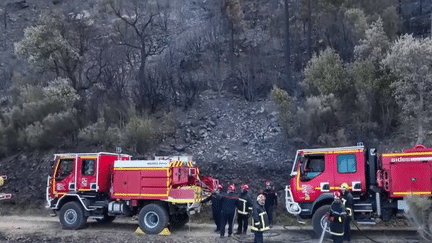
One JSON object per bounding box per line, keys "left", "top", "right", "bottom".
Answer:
{"left": 334, "top": 191, "right": 341, "bottom": 199}
{"left": 265, "top": 180, "right": 272, "bottom": 190}
{"left": 228, "top": 184, "right": 236, "bottom": 192}
{"left": 340, "top": 182, "right": 349, "bottom": 192}
{"left": 257, "top": 194, "right": 266, "bottom": 206}
{"left": 241, "top": 184, "right": 249, "bottom": 191}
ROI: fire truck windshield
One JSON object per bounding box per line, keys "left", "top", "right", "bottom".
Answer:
{"left": 55, "top": 159, "right": 74, "bottom": 180}
{"left": 301, "top": 156, "right": 325, "bottom": 181}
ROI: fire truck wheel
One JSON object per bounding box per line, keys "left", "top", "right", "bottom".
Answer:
{"left": 138, "top": 204, "right": 169, "bottom": 234}
{"left": 312, "top": 205, "right": 331, "bottom": 238}
{"left": 169, "top": 212, "right": 189, "bottom": 229}
{"left": 59, "top": 201, "right": 88, "bottom": 230}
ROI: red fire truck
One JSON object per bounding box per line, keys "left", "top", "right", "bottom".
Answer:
{"left": 285, "top": 143, "right": 432, "bottom": 235}
{"left": 46, "top": 152, "right": 214, "bottom": 234}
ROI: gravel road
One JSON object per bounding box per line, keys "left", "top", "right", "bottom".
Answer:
{"left": 0, "top": 215, "right": 428, "bottom": 243}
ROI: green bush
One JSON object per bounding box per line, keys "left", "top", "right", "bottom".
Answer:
{"left": 78, "top": 118, "right": 122, "bottom": 149}
{"left": 122, "top": 116, "right": 159, "bottom": 154}
{"left": 270, "top": 85, "right": 295, "bottom": 137}
{"left": 1, "top": 77, "right": 80, "bottom": 151}
{"left": 78, "top": 118, "right": 108, "bottom": 146}
{"left": 25, "top": 109, "right": 78, "bottom": 149}
{"left": 296, "top": 94, "right": 347, "bottom": 146}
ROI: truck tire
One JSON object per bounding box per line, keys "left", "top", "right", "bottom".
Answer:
{"left": 170, "top": 212, "right": 189, "bottom": 229}
{"left": 59, "top": 201, "right": 88, "bottom": 230}
{"left": 138, "top": 204, "right": 169, "bottom": 234}
{"left": 312, "top": 205, "right": 331, "bottom": 238}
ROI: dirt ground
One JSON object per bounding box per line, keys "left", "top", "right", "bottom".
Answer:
{"left": 0, "top": 215, "right": 428, "bottom": 243}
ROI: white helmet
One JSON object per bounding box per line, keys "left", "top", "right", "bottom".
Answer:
{"left": 257, "top": 194, "right": 266, "bottom": 206}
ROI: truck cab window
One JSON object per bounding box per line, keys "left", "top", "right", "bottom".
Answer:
{"left": 301, "top": 156, "right": 325, "bottom": 181}
{"left": 82, "top": 159, "right": 95, "bottom": 175}
{"left": 337, "top": 154, "right": 357, "bottom": 173}
{"left": 56, "top": 159, "right": 74, "bottom": 180}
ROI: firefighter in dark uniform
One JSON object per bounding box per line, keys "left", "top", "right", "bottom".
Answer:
{"left": 341, "top": 183, "right": 354, "bottom": 242}
{"left": 235, "top": 184, "right": 253, "bottom": 235}
{"left": 201, "top": 184, "right": 223, "bottom": 232}
{"left": 220, "top": 184, "right": 238, "bottom": 238}
{"left": 262, "top": 180, "right": 277, "bottom": 227}
{"left": 329, "top": 191, "right": 346, "bottom": 243}
{"left": 251, "top": 194, "right": 270, "bottom": 243}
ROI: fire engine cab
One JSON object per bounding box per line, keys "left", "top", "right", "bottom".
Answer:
{"left": 46, "top": 152, "right": 213, "bottom": 234}
{"left": 285, "top": 143, "right": 432, "bottom": 236}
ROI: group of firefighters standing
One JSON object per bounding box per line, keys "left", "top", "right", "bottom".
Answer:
{"left": 202, "top": 180, "right": 353, "bottom": 242}
{"left": 202, "top": 180, "right": 277, "bottom": 243}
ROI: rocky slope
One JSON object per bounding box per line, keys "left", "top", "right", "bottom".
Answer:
{"left": 164, "top": 90, "right": 294, "bottom": 192}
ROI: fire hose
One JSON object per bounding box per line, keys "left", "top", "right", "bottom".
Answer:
{"left": 351, "top": 219, "right": 381, "bottom": 243}
{"left": 317, "top": 221, "right": 327, "bottom": 243}
{"left": 317, "top": 215, "right": 381, "bottom": 243}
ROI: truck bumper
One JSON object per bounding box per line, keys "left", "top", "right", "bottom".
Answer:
{"left": 285, "top": 185, "right": 302, "bottom": 215}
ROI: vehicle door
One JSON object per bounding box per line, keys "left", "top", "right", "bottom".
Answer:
{"left": 333, "top": 152, "right": 366, "bottom": 193}
{"left": 76, "top": 156, "right": 97, "bottom": 192}
{"left": 53, "top": 157, "right": 76, "bottom": 196}
{"left": 298, "top": 154, "right": 327, "bottom": 202}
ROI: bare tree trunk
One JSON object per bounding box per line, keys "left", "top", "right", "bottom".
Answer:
{"left": 4, "top": 8, "right": 7, "bottom": 29}
{"left": 284, "top": 0, "right": 292, "bottom": 93}
{"left": 230, "top": 22, "right": 235, "bottom": 76}
{"left": 419, "top": 0, "right": 423, "bottom": 15}
{"left": 417, "top": 90, "right": 425, "bottom": 144}
{"left": 307, "top": 0, "right": 312, "bottom": 59}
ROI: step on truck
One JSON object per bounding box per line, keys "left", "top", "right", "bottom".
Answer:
{"left": 46, "top": 152, "right": 215, "bottom": 234}
{"left": 285, "top": 143, "right": 432, "bottom": 236}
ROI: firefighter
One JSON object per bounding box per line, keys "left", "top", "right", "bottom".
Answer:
{"left": 329, "top": 191, "right": 346, "bottom": 243}
{"left": 341, "top": 182, "right": 354, "bottom": 242}
{"left": 262, "top": 180, "right": 277, "bottom": 227}
{"left": 220, "top": 184, "right": 238, "bottom": 238}
{"left": 201, "top": 184, "right": 223, "bottom": 232}
{"left": 251, "top": 194, "right": 270, "bottom": 243}
{"left": 235, "top": 184, "right": 253, "bottom": 235}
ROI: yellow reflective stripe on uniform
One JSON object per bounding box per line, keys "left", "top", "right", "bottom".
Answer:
{"left": 259, "top": 212, "right": 266, "bottom": 229}
{"left": 237, "top": 198, "right": 248, "bottom": 214}
{"left": 330, "top": 231, "right": 344, "bottom": 236}
{"left": 346, "top": 207, "right": 352, "bottom": 216}
{"left": 251, "top": 210, "right": 269, "bottom": 232}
